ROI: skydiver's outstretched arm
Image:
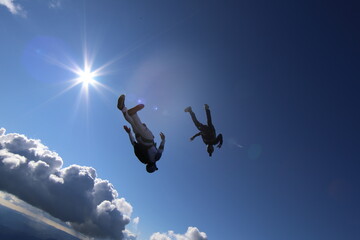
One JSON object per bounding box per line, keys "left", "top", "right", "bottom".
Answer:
{"left": 158, "top": 132, "right": 166, "bottom": 154}
{"left": 190, "top": 132, "right": 202, "bottom": 141}
{"left": 124, "top": 125, "right": 136, "bottom": 146}
{"left": 149, "top": 133, "right": 166, "bottom": 163}
{"left": 215, "top": 134, "right": 223, "bottom": 148}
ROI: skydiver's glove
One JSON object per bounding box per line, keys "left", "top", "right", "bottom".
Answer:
{"left": 123, "top": 125, "right": 131, "bottom": 133}
{"left": 160, "top": 132, "right": 165, "bottom": 141}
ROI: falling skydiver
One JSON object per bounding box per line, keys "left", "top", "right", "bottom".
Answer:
{"left": 117, "top": 94, "right": 165, "bottom": 173}
{"left": 185, "top": 104, "right": 223, "bottom": 156}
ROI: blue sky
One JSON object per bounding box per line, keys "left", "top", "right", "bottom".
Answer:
{"left": 0, "top": 0, "right": 360, "bottom": 239}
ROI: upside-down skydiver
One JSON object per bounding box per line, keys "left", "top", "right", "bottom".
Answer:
{"left": 117, "top": 94, "right": 165, "bottom": 173}
{"left": 185, "top": 104, "right": 223, "bottom": 156}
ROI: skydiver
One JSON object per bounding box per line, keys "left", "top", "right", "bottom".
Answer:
{"left": 184, "top": 104, "right": 223, "bottom": 156}
{"left": 117, "top": 94, "right": 165, "bottom": 173}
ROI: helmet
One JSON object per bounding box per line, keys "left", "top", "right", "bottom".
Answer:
{"left": 146, "top": 163, "right": 158, "bottom": 173}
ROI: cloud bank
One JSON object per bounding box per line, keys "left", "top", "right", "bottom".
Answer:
{"left": 0, "top": 128, "right": 207, "bottom": 239}
{"left": 150, "top": 227, "right": 207, "bottom": 240}
{"left": 0, "top": 128, "right": 132, "bottom": 239}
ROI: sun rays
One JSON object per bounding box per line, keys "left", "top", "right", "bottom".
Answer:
{"left": 40, "top": 45, "right": 118, "bottom": 109}
{"left": 33, "top": 27, "right": 166, "bottom": 117}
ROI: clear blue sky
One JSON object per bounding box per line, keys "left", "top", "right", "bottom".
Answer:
{"left": 1, "top": 0, "right": 359, "bottom": 239}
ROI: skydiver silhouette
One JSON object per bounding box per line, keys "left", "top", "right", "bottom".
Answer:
{"left": 117, "top": 94, "right": 165, "bottom": 173}
{"left": 185, "top": 104, "right": 223, "bottom": 156}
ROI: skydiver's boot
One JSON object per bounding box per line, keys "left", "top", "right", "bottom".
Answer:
{"left": 128, "top": 104, "right": 144, "bottom": 116}
{"left": 184, "top": 106, "right": 192, "bottom": 113}
{"left": 204, "top": 104, "right": 209, "bottom": 110}
{"left": 117, "top": 95, "right": 125, "bottom": 110}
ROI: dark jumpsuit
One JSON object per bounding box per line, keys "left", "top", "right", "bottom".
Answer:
{"left": 188, "top": 108, "right": 222, "bottom": 146}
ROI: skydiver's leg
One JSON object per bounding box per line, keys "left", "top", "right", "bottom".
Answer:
{"left": 117, "top": 95, "right": 125, "bottom": 111}
{"left": 130, "top": 113, "right": 154, "bottom": 141}
{"left": 128, "top": 104, "right": 144, "bottom": 116}
{"left": 204, "top": 104, "right": 213, "bottom": 128}
{"left": 191, "top": 112, "right": 204, "bottom": 130}
{"left": 118, "top": 94, "right": 136, "bottom": 127}
{"left": 185, "top": 107, "right": 204, "bottom": 130}
{"left": 122, "top": 107, "right": 137, "bottom": 129}
{"left": 118, "top": 95, "right": 153, "bottom": 141}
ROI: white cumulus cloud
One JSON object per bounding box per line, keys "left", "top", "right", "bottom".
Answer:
{"left": 150, "top": 227, "right": 207, "bottom": 240}
{"left": 0, "top": 128, "right": 208, "bottom": 240}
{"left": 0, "top": 128, "right": 133, "bottom": 240}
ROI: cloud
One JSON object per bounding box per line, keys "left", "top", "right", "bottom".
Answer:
{"left": 133, "top": 217, "right": 140, "bottom": 225}
{"left": 123, "top": 229, "right": 137, "bottom": 240}
{"left": 0, "top": 128, "right": 133, "bottom": 240}
{"left": 150, "top": 227, "right": 207, "bottom": 240}
{"left": 0, "top": 0, "right": 26, "bottom": 17}
{"left": 49, "top": 0, "right": 61, "bottom": 9}
{"left": 0, "top": 128, "right": 208, "bottom": 240}
{"left": 0, "top": 0, "right": 62, "bottom": 16}
{"left": 0, "top": 192, "right": 86, "bottom": 239}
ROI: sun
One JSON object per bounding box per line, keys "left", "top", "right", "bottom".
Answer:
{"left": 77, "top": 69, "right": 96, "bottom": 86}
{"left": 40, "top": 42, "right": 120, "bottom": 110}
